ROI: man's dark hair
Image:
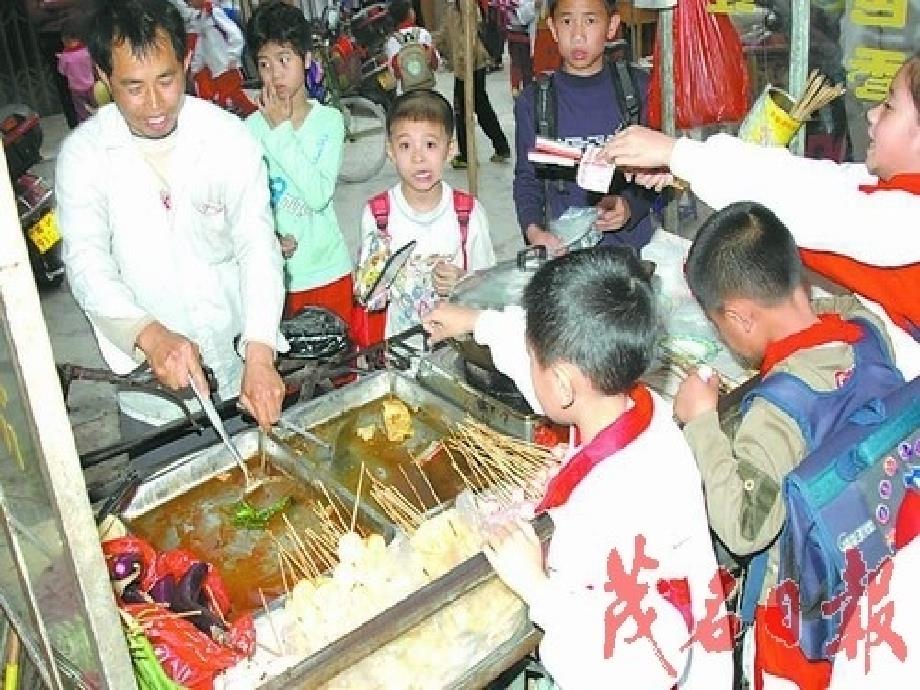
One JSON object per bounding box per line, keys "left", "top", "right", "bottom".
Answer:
{"left": 85, "top": 0, "right": 186, "bottom": 77}
{"left": 685, "top": 201, "right": 803, "bottom": 314}
{"left": 388, "top": 0, "right": 413, "bottom": 25}
{"left": 386, "top": 89, "right": 454, "bottom": 137}
{"left": 547, "top": 0, "right": 617, "bottom": 17}
{"left": 246, "top": 0, "right": 313, "bottom": 58}
{"left": 522, "top": 247, "right": 657, "bottom": 396}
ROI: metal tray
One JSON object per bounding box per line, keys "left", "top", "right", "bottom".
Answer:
{"left": 120, "top": 429, "right": 394, "bottom": 613}
{"left": 122, "top": 430, "right": 339, "bottom": 519}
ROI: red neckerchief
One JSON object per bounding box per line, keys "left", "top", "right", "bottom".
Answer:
{"left": 759, "top": 313, "right": 863, "bottom": 377}
{"left": 397, "top": 20, "right": 416, "bottom": 30}
{"left": 536, "top": 385, "right": 653, "bottom": 513}
{"left": 62, "top": 42, "right": 86, "bottom": 53}
{"left": 858, "top": 173, "right": 920, "bottom": 195}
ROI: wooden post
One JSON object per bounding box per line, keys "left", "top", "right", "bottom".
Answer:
{"left": 461, "top": 0, "right": 478, "bottom": 195}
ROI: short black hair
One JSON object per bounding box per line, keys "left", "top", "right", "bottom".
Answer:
{"left": 547, "top": 0, "right": 617, "bottom": 17}
{"left": 685, "top": 201, "right": 803, "bottom": 314}
{"left": 246, "top": 0, "right": 313, "bottom": 58}
{"left": 522, "top": 247, "right": 658, "bottom": 396}
{"left": 389, "top": 0, "right": 413, "bottom": 25}
{"left": 386, "top": 89, "right": 454, "bottom": 138}
{"left": 85, "top": 0, "right": 186, "bottom": 77}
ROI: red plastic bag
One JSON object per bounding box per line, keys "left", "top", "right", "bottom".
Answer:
{"left": 124, "top": 604, "right": 253, "bottom": 690}
{"left": 104, "top": 537, "right": 256, "bottom": 689}
{"left": 647, "top": 0, "right": 749, "bottom": 130}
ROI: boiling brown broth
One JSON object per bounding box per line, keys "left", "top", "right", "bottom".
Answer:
{"left": 127, "top": 456, "right": 374, "bottom": 616}
{"left": 291, "top": 399, "right": 471, "bottom": 513}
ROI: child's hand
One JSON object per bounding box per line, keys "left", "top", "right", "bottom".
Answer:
{"left": 595, "top": 195, "right": 631, "bottom": 231}
{"left": 279, "top": 234, "right": 297, "bottom": 259}
{"left": 525, "top": 224, "right": 566, "bottom": 256}
{"left": 483, "top": 517, "right": 547, "bottom": 603}
{"left": 259, "top": 82, "right": 292, "bottom": 128}
{"left": 673, "top": 368, "right": 721, "bottom": 424}
{"left": 422, "top": 303, "right": 480, "bottom": 344}
{"left": 432, "top": 260, "right": 464, "bottom": 296}
{"left": 625, "top": 170, "right": 674, "bottom": 192}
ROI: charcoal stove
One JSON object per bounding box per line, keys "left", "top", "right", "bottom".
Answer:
{"left": 416, "top": 344, "right": 554, "bottom": 442}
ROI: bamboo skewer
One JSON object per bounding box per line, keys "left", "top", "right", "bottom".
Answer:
{"left": 273, "top": 534, "right": 312, "bottom": 580}
{"left": 319, "top": 483, "right": 348, "bottom": 532}
{"left": 351, "top": 461, "right": 365, "bottom": 533}
{"left": 206, "top": 585, "right": 230, "bottom": 628}
{"left": 399, "top": 464, "right": 428, "bottom": 512}
{"left": 259, "top": 588, "right": 284, "bottom": 655}
{"left": 788, "top": 70, "right": 846, "bottom": 122}
{"left": 416, "top": 464, "right": 441, "bottom": 505}
{"left": 278, "top": 550, "right": 291, "bottom": 597}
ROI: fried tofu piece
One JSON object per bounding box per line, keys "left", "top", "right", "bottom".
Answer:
{"left": 382, "top": 399, "right": 413, "bottom": 443}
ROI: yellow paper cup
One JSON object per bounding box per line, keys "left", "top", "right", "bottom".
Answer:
{"left": 739, "top": 86, "right": 801, "bottom": 147}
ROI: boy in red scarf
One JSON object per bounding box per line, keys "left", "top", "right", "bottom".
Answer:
{"left": 424, "top": 248, "right": 732, "bottom": 689}
{"left": 674, "top": 201, "right": 905, "bottom": 690}
{"left": 603, "top": 53, "right": 920, "bottom": 378}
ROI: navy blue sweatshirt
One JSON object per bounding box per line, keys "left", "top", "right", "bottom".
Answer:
{"left": 512, "top": 63, "right": 656, "bottom": 250}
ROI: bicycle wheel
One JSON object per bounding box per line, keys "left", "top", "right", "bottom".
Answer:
{"left": 338, "top": 96, "right": 388, "bottom": 184}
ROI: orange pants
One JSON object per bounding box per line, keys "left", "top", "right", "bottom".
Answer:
{"left": 193, "top": 67, "right": 256, "bottom": 117}
{"left": 285, "top": 274, "right": 354, "bottom": 324}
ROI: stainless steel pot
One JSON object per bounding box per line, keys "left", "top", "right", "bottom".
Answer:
{"left": 447, "top": 250, "right": 658, "bottom": 387}
{"left": 447, "top": 245, "right": 550, "bottom": 383}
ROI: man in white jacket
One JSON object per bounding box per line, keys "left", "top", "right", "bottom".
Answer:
{"left": 56, "top": 0, "right": 286, "bottom": 439}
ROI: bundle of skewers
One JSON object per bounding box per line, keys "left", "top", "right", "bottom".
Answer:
{"left": 788, "top": 70, "right": 846, "bottom": 122}
{"left": 366, "top": 419, "right": 558, "bottom": 534}
{"left": 444, "top": 419, "right": 557, "bottom": 504}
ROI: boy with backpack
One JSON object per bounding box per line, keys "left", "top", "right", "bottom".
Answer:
{"left": 513, "top": 0, "right": 655, "bottom": 254}
{"left": 385, "top": 0, "right": 439, "bottom": 93}
{"left": 354, "top": 90, "right": 496, "bottom": 338}
{"left": 422, "top": 248, "right": 732, "bottom": 688}
{"left": 674, "top": 201, "right": 905, "bottom": 688}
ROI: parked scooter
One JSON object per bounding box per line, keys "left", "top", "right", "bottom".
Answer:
{"left": 1, "top": 105, "right": 65, "bottom": 290}
{"left": 313, "top": 2, "right": 397, "bottom": 111}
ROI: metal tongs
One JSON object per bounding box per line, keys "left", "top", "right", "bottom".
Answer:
{"left": 188, "top": 375, "right": 253, "bottom": 487}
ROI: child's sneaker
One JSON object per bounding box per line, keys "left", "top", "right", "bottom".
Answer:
{"left": 490, "top": 152, "right": 510, "bottom": 164}
{"left": 451, "top": 156, "right": 468, "bottom": 169}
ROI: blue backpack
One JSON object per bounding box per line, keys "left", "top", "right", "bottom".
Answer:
{"left": 738, "top": 318, "right": 909, "bottom": 660}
